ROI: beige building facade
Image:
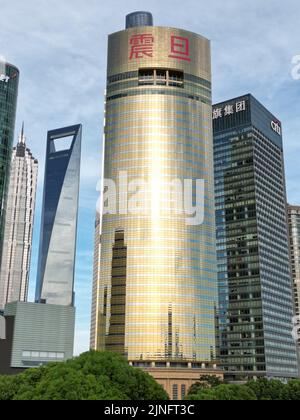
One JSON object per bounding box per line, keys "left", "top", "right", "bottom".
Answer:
{"left": 144, "top": 364, "right": 223, "bottom": 400}
{"left": 288, "top": 205, "right": 300, "bottom": 364}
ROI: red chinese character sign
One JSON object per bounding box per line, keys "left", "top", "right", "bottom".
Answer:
{"left": 128, "top": 33, "right": 192, "bottom": 62}
{"left": 129, "top": 34, "right": 154, "bottom": 59}
{"left": 169, "top": 36, "right": 191, "bottom": 62}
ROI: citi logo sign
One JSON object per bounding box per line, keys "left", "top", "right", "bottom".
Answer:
{"left": 271, "top": 121, "right": 281, "bottom": 136}
{"left": 0, "top": 74, "right": 10, "bottom": 83}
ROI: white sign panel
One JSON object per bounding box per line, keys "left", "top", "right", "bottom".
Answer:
{"left": 0, "top": 74, "right": 10, "bottom": 83}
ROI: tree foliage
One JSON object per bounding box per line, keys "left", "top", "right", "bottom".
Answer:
{"left": 0, "top": 351, "right": 168, "bottom": 401}
{"left": 187, "top": 384, "right": 257, "bottom": 400}
{"left": 186, "top": 378, "right": 300, "bottom": 401}
{"left": 188, "top": 375, "right": 224, "bottom": 395}
{"left": 246, "top": 378, "right": 285, "bottom": 400}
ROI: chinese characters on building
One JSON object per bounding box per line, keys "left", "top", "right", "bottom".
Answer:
{"left": 169, "top": 36, "right": 191, "bottom": 62}
{"left": 0, "top": 74, "right": 10, "bottom": 83}
{"left": 213, "top": 100, "right": 246, "bottom": 120}
{"left": 129, "top": 34, "right": 154, "bottom": 59}
{"left": 129, "top": 34, "right": 191, "bottom": 62}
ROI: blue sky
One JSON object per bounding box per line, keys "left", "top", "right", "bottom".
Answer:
{"left": 0, "top": 0, "right": 299, "bottom": 355}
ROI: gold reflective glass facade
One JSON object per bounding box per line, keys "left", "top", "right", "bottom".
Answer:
{"left": 91, "top": 25, "right": 218, "bottom": 363}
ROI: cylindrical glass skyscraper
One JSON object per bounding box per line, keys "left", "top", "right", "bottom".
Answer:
{"left": 0, "top": 61, "right": 19, "bottom": 261}
{"left": 91, "top": 14, "right": 217, "bottom": 365}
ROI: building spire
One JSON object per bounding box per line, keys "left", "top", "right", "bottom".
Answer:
{"left": 18, "top": 122, "right": 26, "bottom": 144}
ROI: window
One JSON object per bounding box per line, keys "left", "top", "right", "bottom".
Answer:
{"left": 169, "top": 70, "right": 184, "bottom": 87}
{"left": 138, "top": 68, "right": 184, "bottom": 88}
{"left": 181, "top": 385, "right": 186, "bottom": 399}
{"left": 172, "top": 384, "right": 178, "bottom": 400}
{"left": 21, "top": 351, "right": 65, "bottom": 360}
{"left": 56, "top": 353, "right": 65, "bottom": 359}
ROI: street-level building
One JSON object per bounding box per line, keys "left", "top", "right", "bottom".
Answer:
{"left": 0, "top": 302, "right": 75, "bottom": 375}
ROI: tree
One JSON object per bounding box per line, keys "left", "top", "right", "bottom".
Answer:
{"left": 0, "top": 351, "right": 169, "bottom": 401}
{"left": 247, "top": 378, "right": 286, "bottom": 400}
{"left": 281, "top": 380, "right": 300, "bottom": 401}
{"left": 0, "top": 375, "right": 19, "bottom": 401}
{"left": 187, "top": 388, "right": 217, "bottom": 400}
{"left": 186, "top": 384, "right": 257, "bottom": 401}
{"left": 187, "top": 375, "right": 223, "bottom": 396}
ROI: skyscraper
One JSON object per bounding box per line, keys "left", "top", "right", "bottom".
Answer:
{"left": 287, "top": 205, "right": 300, "bottom": 362}
{"left": 214, "top": 94, "right": 299, "bottom": 380}
{"left": 91, "top": 12, "right": 218, "bottom": 371}
{"left": 0, "top": 60, "right": 19, "bottom": 260}
{"left": 36, "top": 124, "right": 82, "bottom": 306}
{"left": 90, "top": 210, "right": 101, "bottom": 350}
{"left": 0, "top": 125, "right": 38, "bottom": 312}
{"left": 0, "top": 125, "right": 81, "bottom": 375}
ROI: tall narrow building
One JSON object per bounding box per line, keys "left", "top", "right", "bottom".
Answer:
{"left": 0, "top": 61, "right": 19, "bottom": 260}
{"left": 214, "top": 94, "right": 299, "bottom": 380}
{"left": 0, "top": 125, "right": 81, "bottom": 375}
{"left": 35, "top": 124, "right": 82, "bottom": 306}
{"left": 91, "top": 11, "right": 218, "bottom": 373}
{"left": 287, "top": 205, "right": 300, "bottom": 363}
{"left": 90, "top": 210, "right": 101, "bottom": 350}
{"left": 0, "top": 125, "right": 38, "bottom": 312}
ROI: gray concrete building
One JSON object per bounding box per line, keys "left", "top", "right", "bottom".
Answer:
{"left": 0, "top": 302, "right": 75, "bottom": 375}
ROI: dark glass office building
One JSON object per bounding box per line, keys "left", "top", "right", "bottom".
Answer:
{"left": 36, "top": 125, "right": 82, "bottom": 307}
{"left": 214, "top": 94, "right": 299, "bottom": 380}
{"left": 0, "top": 62, "right": 19, "bottom": 260}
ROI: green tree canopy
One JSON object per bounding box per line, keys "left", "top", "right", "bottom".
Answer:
{"left": 282, "top": 380, "right": 300, "bottom": 401}
{"left": 0, "top": 351, "right": 168, "bottom": 401}
{"left": 186, "top": 384, "right": 257, "bottom": 401}
{"left": 188, "top": 375, "right": 224, "bottom": 395}
{"left": 186, "top": 378, "right": 300, "bottom": 401}
{"left": 247, "top": 378, "right": 286, "bottom": 401}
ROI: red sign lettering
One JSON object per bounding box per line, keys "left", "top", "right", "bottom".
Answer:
{"left": 129, "top": 34, "right": 154, "bottom": 59}
{"left": 169, "top": 36, "right": 191, "bottom": 62}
